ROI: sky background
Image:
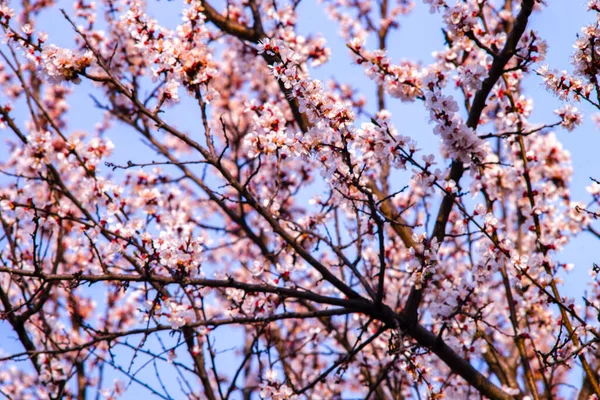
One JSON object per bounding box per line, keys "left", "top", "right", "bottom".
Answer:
{"left": 1, "top": 0, "right": 599, "bottom": 398}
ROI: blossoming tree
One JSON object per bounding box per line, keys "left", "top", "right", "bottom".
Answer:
{"left": 1, "top": 0, "right": 600, "bottom": 397}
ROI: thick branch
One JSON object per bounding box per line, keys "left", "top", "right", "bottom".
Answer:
{"left": 402, "top": 0, "right": 535, "bottom": 325}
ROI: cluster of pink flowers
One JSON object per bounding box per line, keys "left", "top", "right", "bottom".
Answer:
{"left": 442, "top": 2, "right": 479, "bottom": 36}
{"left": 260, "top": 370, "right": 298, "bottom": 400}
{"left": 422, "top": 68, "right": 487, "bottom": 163}
{"left": 554, "top": 104, "right": 583, "bottom": 131}
{"left": 348, "top": 39, "right": 423, "bottom": 102}
{"left": 38, "top": 45, "right": 94, "bottom": 84}
{"left": 120, "top": 0, "right": 217, "bottom": 102}
{"left": 539, "top": 66, "right": 593, "bottom": 101}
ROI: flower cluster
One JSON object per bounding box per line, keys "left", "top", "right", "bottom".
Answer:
{"left": 538, "top": 66, "right": 593, "bottom": 102}
{"left": 259, "top": 370, "right": 298, "bottom": 400}
{"left": 348, "top": 40, "right": 424, "bottom": 102}
{"left": 443, "top": 2, "right": 479, "bottom": 36}
{"left": 121, "top": 0, "right": 216, "bottom": 102}
{"left": 554, "top": 104, "right": 583, "bottom": 131}
{"left": 39, "top": 44, "right": 94, "bottom": 84}
{"left": 423, "top": 68, "right": 487, "bottom": 163}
